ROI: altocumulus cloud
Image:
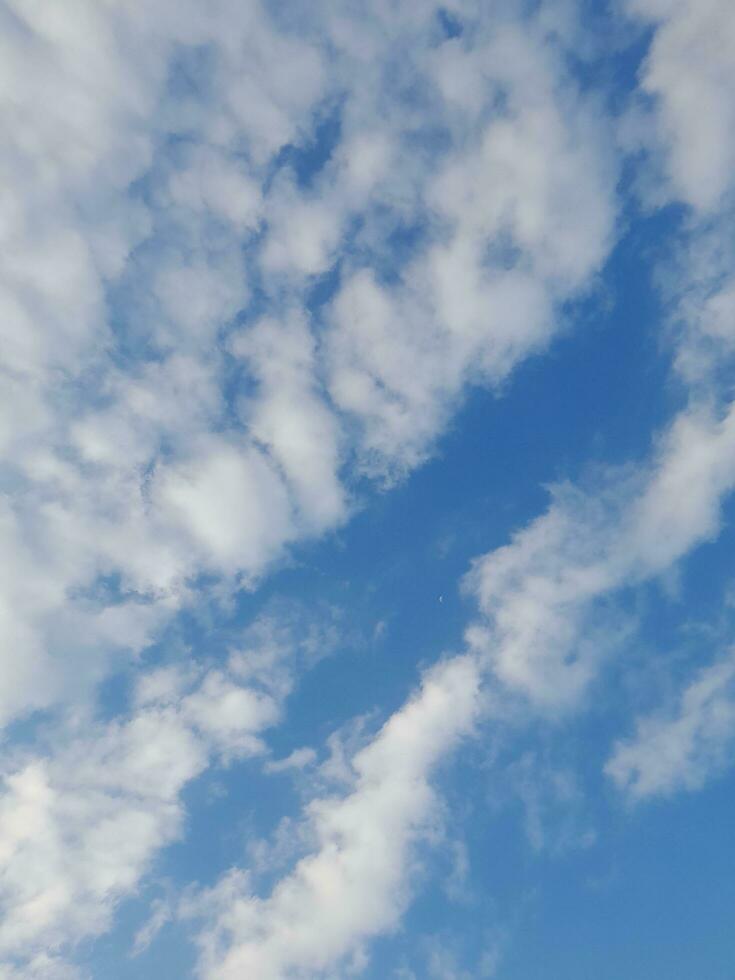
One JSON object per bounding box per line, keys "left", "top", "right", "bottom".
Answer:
{"left": 2, "top": 0, "right": 735, "bottom": 978}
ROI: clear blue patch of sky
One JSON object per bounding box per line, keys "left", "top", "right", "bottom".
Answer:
{"left": 485, "top": 770, "right": 735, "bottom": 979}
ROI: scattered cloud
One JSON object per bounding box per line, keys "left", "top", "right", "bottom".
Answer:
{"left": 186, "top": 655, "right": 482, "bottom": 980}
{"left": 606, "top": 650, "right": 735, "bottom": 799}
{"left": 3, "top": 0, "right": 735, "bottom": 975}
{"left": 0, "top": 610, "right": 313, "bottom": 974}
{"left": 464, "top": 400, "right": 735, "bottom": 709}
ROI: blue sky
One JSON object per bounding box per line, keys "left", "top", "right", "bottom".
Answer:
{"left": 2, "top": 1, "right": 735, "bottom": 978}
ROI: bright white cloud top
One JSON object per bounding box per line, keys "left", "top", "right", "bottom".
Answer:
{"left": 2, "top": 1, "right": 735, "bottom": 978}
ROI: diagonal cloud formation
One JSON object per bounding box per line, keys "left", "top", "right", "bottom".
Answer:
{"left": 0, "top": 0, "right": 617, "bottom": 731}
{"left": 11, "top": 0, "right": 735, "bottom": 977}
{"left": 180, "top": 4, "right": 735, "bottom": 976}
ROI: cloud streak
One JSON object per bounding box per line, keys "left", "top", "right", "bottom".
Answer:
{"left": 188, "top": 655, "right": 482, "bottom": 980}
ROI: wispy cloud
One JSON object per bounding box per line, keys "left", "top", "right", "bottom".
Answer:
{"left": 606, "top": 650, "right": 735, "bottom": 799}
{"left": 186, "top": 655, "right": 481, "bottom": 980}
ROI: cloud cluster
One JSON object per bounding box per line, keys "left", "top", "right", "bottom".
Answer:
{"left": 3, "top": 0, "right": 735, "bottom": 976}
{"left": 0, "top": 0, "right": 618, "bottom": 737}
{"left": 627, "top": 0, "right": 735, "bottom": 212}
{"left": 187, "top": 655, "right": 481, "bottom": 980}
{"left": 464, "top": 402, "right": 735, "bottom": 709}
{"left": 323, "top": 12, "right": 616, "bottom": 473}
{"left": 455, "top": 0, "right": 735, "bottom": 737}
{"left": 0, "top": 0, "right": 332, "bottom": 727}
{"left": 0, "top": 6, "right": 622, "bottom": 965}
{"left": 0, "top": 611, "right": 308, "bottom": 975}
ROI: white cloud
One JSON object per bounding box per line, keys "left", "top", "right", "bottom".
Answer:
{"left": 261, "top": 182, "right": 343, "bottom": 278}
{"left": 154, "top": 440, "right": 296, "bottom": 577}
{"left": 264, "top": 748, "right": 318, "bottom": 775}
{"left": 606, "top": 650, "right": 735, "bottom": 799}
{"left": 232, "top": 315, "right": 347, "bottom": 532}
{"left": 131, "top": 895, "right": 174, "bottom": 958}
{"left": 0, "top": 0, "right": 622, "bottom": 743}
{"left": 506, "top": 751, "right": 595, "bottom": 854}
{"left": 6, "top": 1, "right": 722, "bottom": 973}
{"left": 0, "top": 700, "right": 200, "bottom": 969}
{"left": 0, "top": 0, "right": 334, "bottom": 729}
{"left": 0, "top": 609, "right": 310, "bottom": 975}
{"left": 187, "top": 655, "right": 482, "bottom": 980}
{"left": 324, "top": 16, "right": 617, "bottom": 475}
{"left": 465, "top": 401, "right": 735, "bottom": 709}
{"left": 166, "top": 145, "right": 263, "bottom": 233}
{"left": 0, "top": 0, "right": 631, "bottom": 741}
{"left": 0, "top": 952, "right": 83, "bottom": 980}
{"left": 626, "top": 0, "right": 735, "bottom": 212}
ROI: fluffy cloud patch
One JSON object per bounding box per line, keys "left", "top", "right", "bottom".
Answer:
{"left": 606, "top": 651, "right": 735, "bottom": 799}
{"left": 0, "top": 609, "right": 316, "bottom": 975}
{"left": 188, "top": 655, "right": 482, "bottom": 980}
{"left": 4, "top": 0, "right": 735, "bottom": 976}
{"left": 627, "top": 0, "right": 735, "bottom": 212}
{"left": 465, "top": 400, "right": 735, "bottom": 709}
{"left": 0, "top": 0, "right": 619, "bottom": 731}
